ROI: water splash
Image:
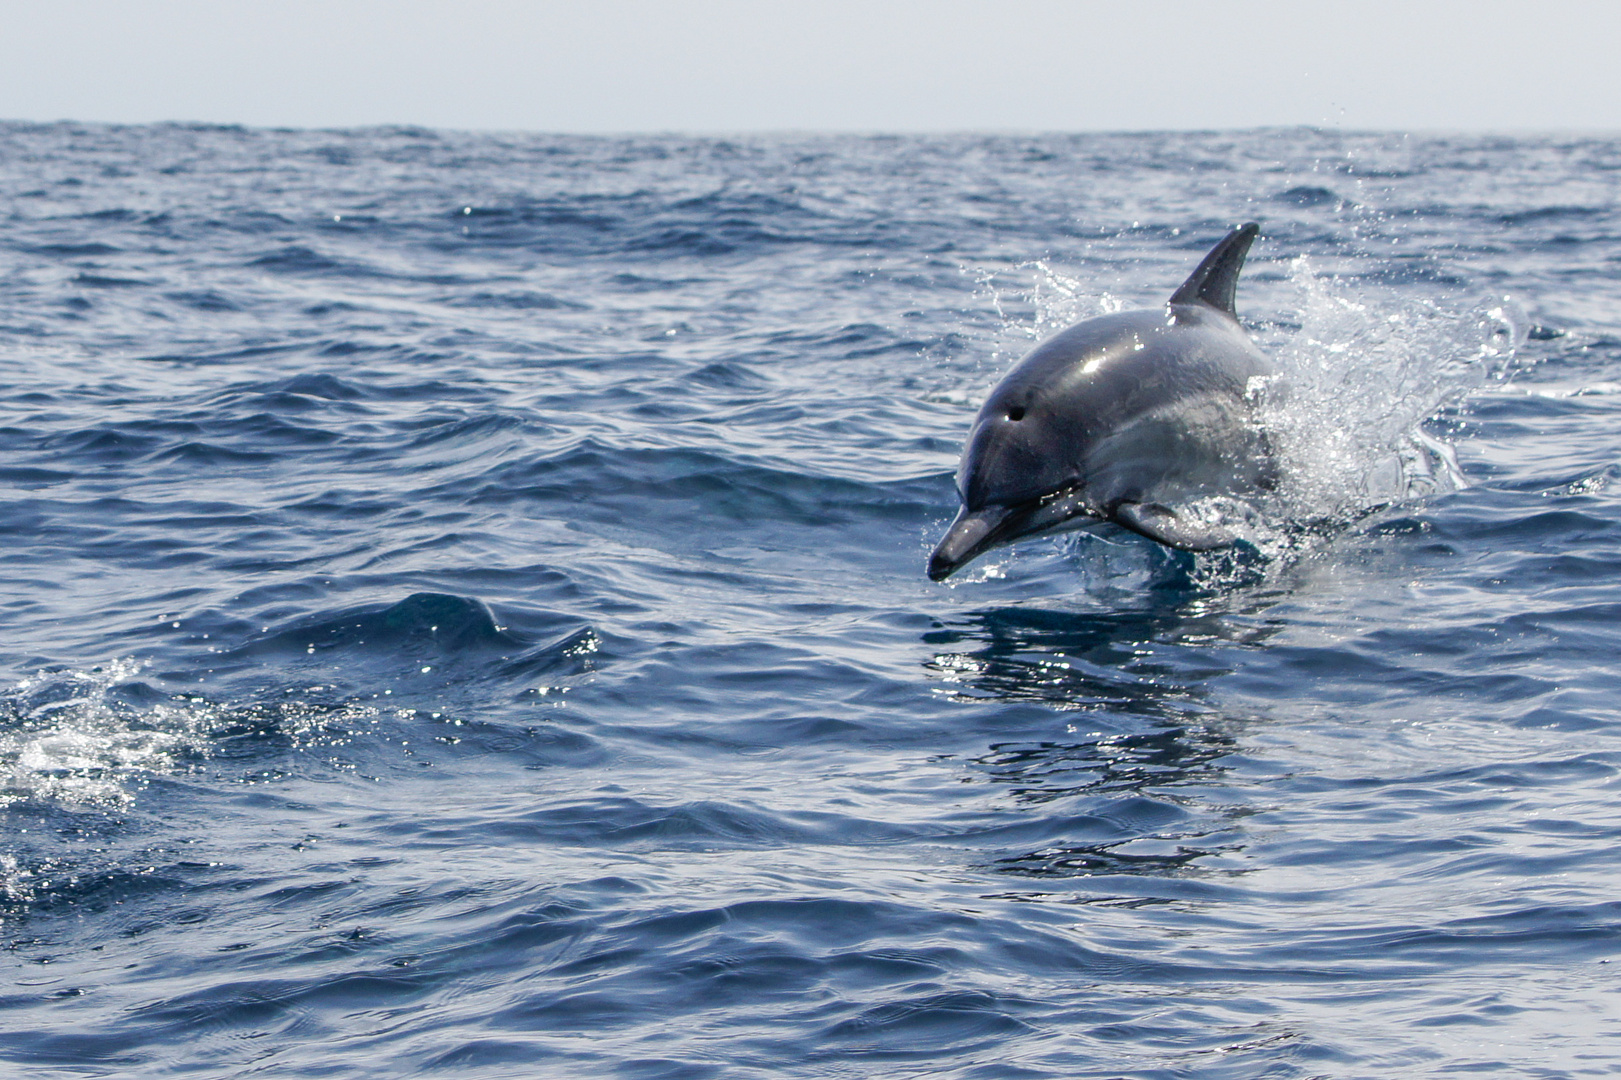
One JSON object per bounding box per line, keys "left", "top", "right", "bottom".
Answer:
{"left": 1257, "top": 257, "right": 1527, "bottom": 526}
{"left": 0, "top": 662, "right": 378, "bottom": 810}
{"left": 0, "top": 661, "right": 201, "bottom": 810}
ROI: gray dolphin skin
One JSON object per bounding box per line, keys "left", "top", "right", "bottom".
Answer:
{"left": 929, "top": 223, "right": 1276, "bottom": 581}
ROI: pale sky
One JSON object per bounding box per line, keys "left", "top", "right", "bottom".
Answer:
{"left": 0, "top": 0, "right": 1615, "bottom": 133}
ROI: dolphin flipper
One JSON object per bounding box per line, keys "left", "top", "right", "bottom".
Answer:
{"left": 1113, "top": 502, "right": 1235, "bottom": 551}
{"left": 1168, "top": 223, "right": 1260, "bottom": 319}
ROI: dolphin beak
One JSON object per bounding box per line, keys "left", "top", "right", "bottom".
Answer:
{"left": 928, "top": 487, "right": 1103, "bottom": 581}
{"left": 928, "top": 506, "right": 1018, "bottom": 581}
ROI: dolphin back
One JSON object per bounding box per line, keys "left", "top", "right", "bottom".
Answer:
{"left": 1167, "top": 222, "right": 1260, "bottom": 319}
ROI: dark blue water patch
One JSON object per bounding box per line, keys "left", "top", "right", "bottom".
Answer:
{"left": 243, "top": 243, "right": 477, "bottom": 287}
{"left": 165, "top": 289, "right": 241, "bottom": 312}
{"left": 206, "top": 592, "right": 598, "bottom": 689}
{"left": 135, "top": 341, "right": 307, "bottom": 366}
{"left": 443, "top": 290, "right": 590, "bottom": 311}
{"left": 0, "top": 466, "right": 75, "bottom": 485}
{"left": 1272, "top": 185, "right": 1355, "bottom": 209}
{"left": 1430, "top": 505, "right": 1621, "bottom": 547}
{"left": 23, "top": 241, "right": 123, "bottom": 257}
{"left": 3, "top": 860, "right": 195, "bottom": 920}
{"left": 246, "top": 245, "right": 367, "bottom": 278}
{"left": 1499, "top": 204, "right": 1611, "bottom": 225}
{"left": 245, "top": 591, "right": 516, "bottom": 649}
{"left": 71, "top": 271, "right": 151, "bottom": 289}
{"left": 259, "top": 372, "right": 370, "bottom": 402}
{"left": 394, "top": 412, "right": 546, "bottom": 454}
{"left": 465, "top": 794, "right": 924, "bottom": 850}
{"left": 147, "top": 440, "right": 277, "bottom": 466}
{"left": 605, "top": 271, "right": 712, "bottom": 292}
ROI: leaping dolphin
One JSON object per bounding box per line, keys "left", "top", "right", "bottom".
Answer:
{"left": 929, "top": 223, "right": 1277, "bottom": 582}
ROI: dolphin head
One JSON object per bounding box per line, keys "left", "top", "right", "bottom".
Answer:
{"left": 927, "top": 371, "right": 1104, "bottom": 581}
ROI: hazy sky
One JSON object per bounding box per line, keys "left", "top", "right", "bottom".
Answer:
{"left": 1, "top": 0, "right": 1615, "bottom": 133}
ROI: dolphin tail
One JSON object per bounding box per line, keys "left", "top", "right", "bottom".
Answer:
{"left": 1168, "top": 222, "right": 1260, "bottom": 319}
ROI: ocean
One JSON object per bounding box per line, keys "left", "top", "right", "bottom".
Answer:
{"left": 2, "top": 123, "right": 1619, "bottom": 1078}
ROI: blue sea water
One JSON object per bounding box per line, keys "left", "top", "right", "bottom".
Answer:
{"left": 1, "top": 123, "right": 1619, "bottom": 1078}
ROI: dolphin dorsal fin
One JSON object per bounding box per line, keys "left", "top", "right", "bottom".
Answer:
{"left": 1168, "top": 222, "right": 1260, "bottom": 319}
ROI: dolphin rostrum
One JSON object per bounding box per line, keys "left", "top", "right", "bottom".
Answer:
{"left": 928, "top": 223, "right": 1278, "bottom": 581}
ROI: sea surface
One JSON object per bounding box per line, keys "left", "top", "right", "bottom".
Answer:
{"left": 2, "top": 124, "right": 1619, "bottom": 1079}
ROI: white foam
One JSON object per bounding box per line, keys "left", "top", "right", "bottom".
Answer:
{"left": 0, "top": 661, "right": 198, "bottom": 809}
{"left": 1257, "top": 258, "right": 1525, "bottom": 522}
{"left": 1, "top": 662, "right": 373, "bottom": 811}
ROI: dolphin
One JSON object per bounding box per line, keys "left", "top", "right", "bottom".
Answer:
{"left": 928, "top": 223, "right": 1277, "bottom": 581}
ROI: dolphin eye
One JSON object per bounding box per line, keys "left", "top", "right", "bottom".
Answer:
{"left": 1006, "top": 406, "right": 1025, "bottom": 421}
